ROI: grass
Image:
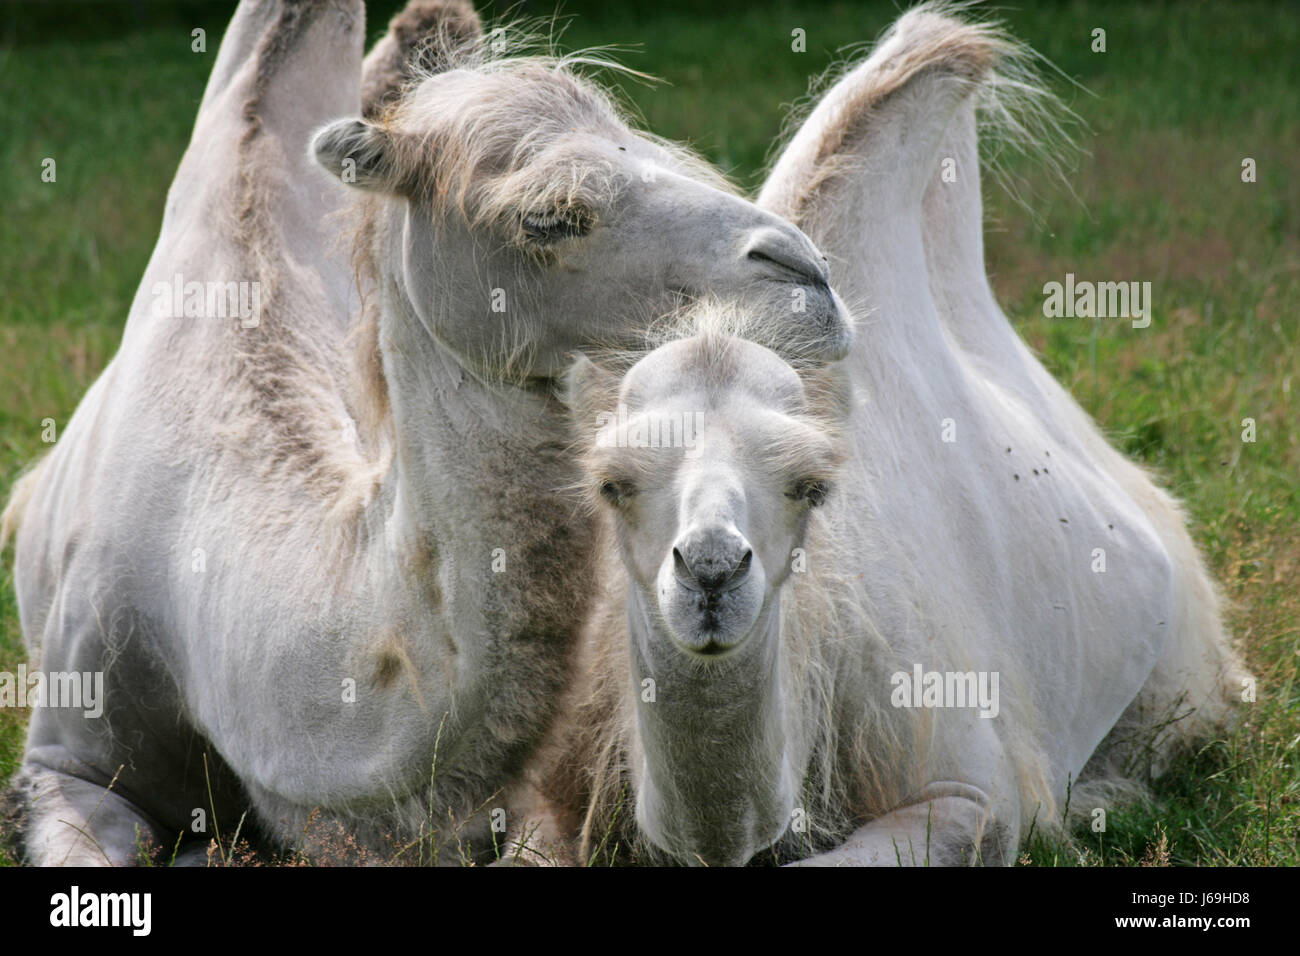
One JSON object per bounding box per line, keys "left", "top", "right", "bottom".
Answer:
{"left": 0, "top": 0, "right": 1296, "bottom": 865}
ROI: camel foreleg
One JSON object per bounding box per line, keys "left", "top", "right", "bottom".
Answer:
{"left": 790, "top": 782, "right": 1018, "bottom": 867}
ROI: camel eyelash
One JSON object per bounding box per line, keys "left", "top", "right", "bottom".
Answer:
{"left": 786, "top": 477, "right": 830, "bottom": 507}
{"left": 597, "top": 477, "right": 636, "bottom": 506}
{"left": 521, "top": 207, "right": 594, "bottom": 243}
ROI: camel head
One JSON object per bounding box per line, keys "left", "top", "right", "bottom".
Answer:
{"left": 577, "top": 335, "right": 844, "bottom": 654}
{"left": 312, "top": 55, "right": 852, "bottom": 382}
{"left": 565, "top": 314, "right": 850, "bottom": 864}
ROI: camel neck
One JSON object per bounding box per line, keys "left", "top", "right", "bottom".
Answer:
{"left": 376, "top": 272, "right": 572, "bottom": 514}
{"left": 624, "top": 586, "right": 798, "bottom": 865}
{"left": 373, "top": 264, "right": 593, "bottom": 667}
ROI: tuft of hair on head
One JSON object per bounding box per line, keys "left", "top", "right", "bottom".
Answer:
{"left": 564, "top": 297, "right": 818, "bottom": 395}
{"left": 564, "top": 297, "right": 854, "bottom": 463}
{"left": 320, "top": 17, "right": 733, "bottom": 243}
{"left": 645, "top": 296, "right": 855, "bottom": 381}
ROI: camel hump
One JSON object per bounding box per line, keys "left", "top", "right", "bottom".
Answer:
{"left": 157, "top": 1, "right": 364, "bottom": 239}
{"left": 760, "top": 3, "right": 1034, "bottom": 224}
{"left": 838, "top": 4, "right": 1012, "bottom": 120}
{"left": 362, "top": 0, "right": 484, "bottom": 118}
{"left": 193, "top": 0, "right": 364, "bottom": 153}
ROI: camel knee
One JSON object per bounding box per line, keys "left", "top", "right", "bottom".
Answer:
{"left": 792, "top": 783, "right": 1017, "bottom": 867}
{"left": 12, "top": 764, "right": 164, "bottom": 867}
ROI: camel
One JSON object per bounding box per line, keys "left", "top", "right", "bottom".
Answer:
{"left": 504, "top": 5, "right": 1247, "bottom": 866}
{"left": 758, "top": 2, "right": 1246, "bottom": 785}
{"left": 0, "top": 0, "right": 850, "bottom": 865}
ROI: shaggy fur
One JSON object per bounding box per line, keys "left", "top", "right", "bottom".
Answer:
{"left": 360, "top": 0, "right": 484, "bottom": 118}
{"left": 503, "top": 3, "right": 1248, "bottom": 867}
{"left": 2, "top": 0, "right": 851, "bottom": 866}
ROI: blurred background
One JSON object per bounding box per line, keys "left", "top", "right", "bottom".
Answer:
{"left": 0, "top": 0, "right": 1296, "bottom": 864}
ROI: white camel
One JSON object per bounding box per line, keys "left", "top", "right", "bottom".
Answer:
{"left": 505, "top": 6, "right": 1248, "bottom": 866}
{"left": 0, "top": 0, "right": 850, "bottom": 865}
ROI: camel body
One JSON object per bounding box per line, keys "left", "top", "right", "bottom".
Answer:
{"left": 4, "top": 0, "right": 851, "bottom": 864}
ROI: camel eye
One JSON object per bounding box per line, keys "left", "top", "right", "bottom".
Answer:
{"left": 787, "top": 478, "right": 830, "bottom": 508}
{"left": 598, "top": 478, "right": 635, "bottom": 507}
{"left": 521, "top": 207, "right": 592, "bottom": 244}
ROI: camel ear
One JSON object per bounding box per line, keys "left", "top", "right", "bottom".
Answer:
{"left": 560, "top": 354, "right": 621, "bottom": 441}
{"left": 312, "top": 118, "right": 400, "bottom": 192}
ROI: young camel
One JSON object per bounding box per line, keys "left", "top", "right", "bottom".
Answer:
{"left": 505, "top": 6, "right": 1246, "bottom": 867}
{"left": 1, "top": 0, "right": 849, "bottom": 865}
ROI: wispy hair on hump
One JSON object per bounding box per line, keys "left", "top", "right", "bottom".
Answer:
{"left": 766, "top": 0, "right": 1085, "bottom": 220}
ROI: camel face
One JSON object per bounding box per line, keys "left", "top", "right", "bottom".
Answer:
{"left": 313, "top": 63, "right": 852, "bottom": 381}
{"left": 587, "top": 337, "right": 840, "bottom": 660}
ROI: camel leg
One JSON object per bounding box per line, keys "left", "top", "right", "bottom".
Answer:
{"left": 170, "top": 842, "right": 217, "bottom": 867}
{"left": 10, "top": 763, "right": 165, "bottom": 867}
{"left": 790, "top": 782, "right": 1018, "bottom": 867}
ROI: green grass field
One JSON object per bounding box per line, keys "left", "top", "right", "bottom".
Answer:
{"left": 0, "top": 0, "right": 1296, "bottom": 865}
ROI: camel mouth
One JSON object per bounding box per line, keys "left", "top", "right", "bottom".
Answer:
{"left": 767, "top": 282, "right": 855, "bottom": 363}
{"left": 658, "top": 580, "right": 761, "bottom": 658}
{"left": 677, "top": 633, "right": 743, "bottom": 661}
{"left": 657, "top": 539, "right": 767, "bottom": 657}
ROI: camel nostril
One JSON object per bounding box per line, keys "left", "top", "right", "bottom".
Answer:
{"left": 672, "top": 547, "right": 693, "bottom": 585}
{"left": 680, "top": 548, "right": 753, "bottom": 594}
{"left": 730, "top": 550, "right": 753, "bottom": 585}
{"left": 744, "top": 224, "right": 832, "bottom": 286}
{"left": 746, "top": 246, "right": 827, "bottom": 289}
